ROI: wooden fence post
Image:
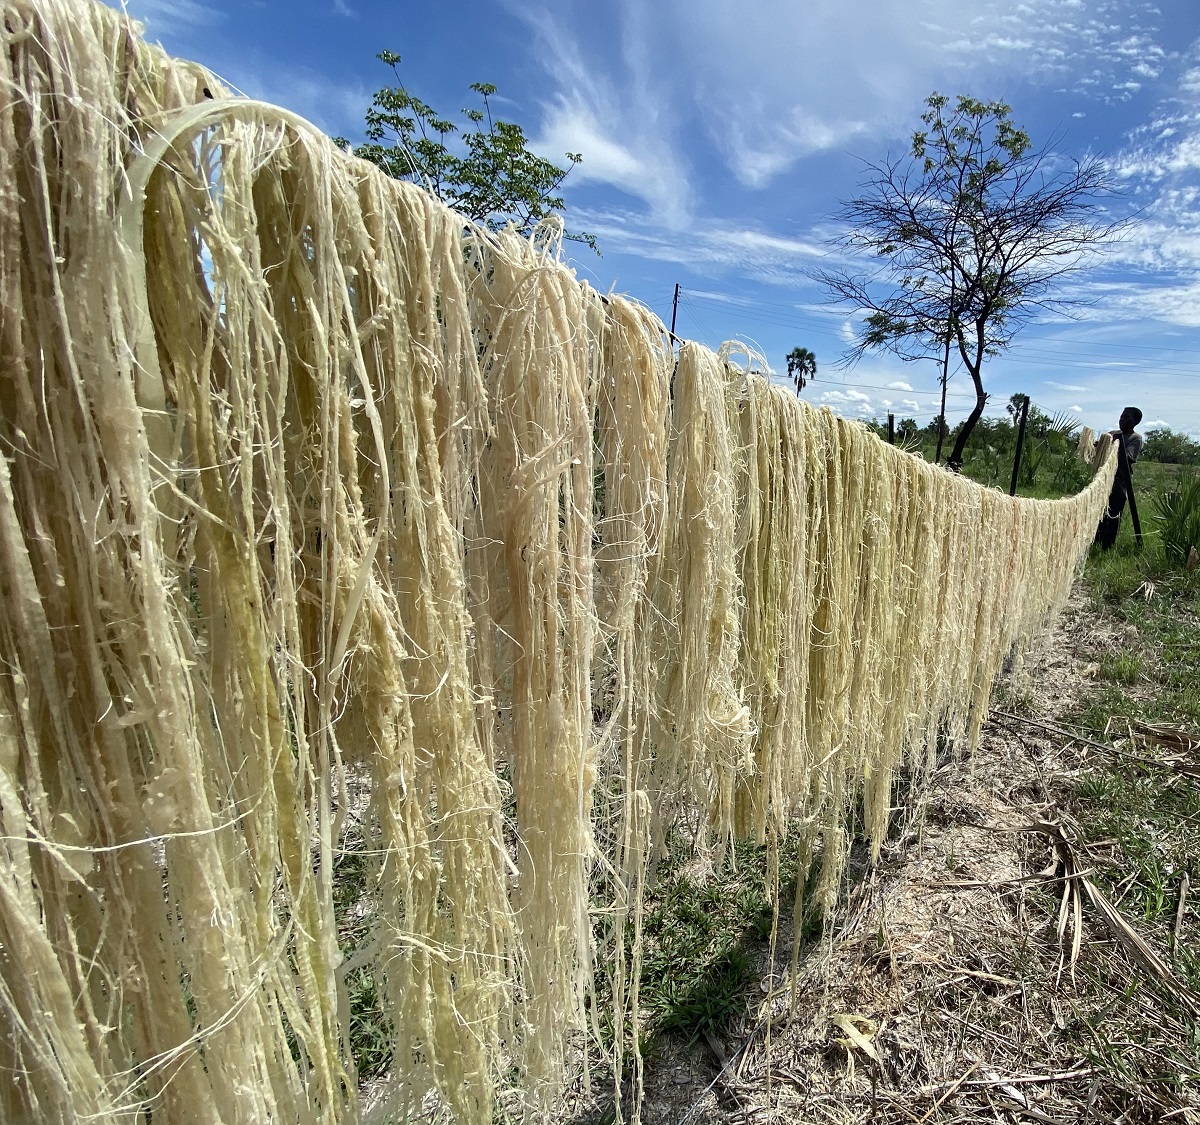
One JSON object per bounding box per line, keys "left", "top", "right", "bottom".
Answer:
{"left": 1009, "top": 394, "right": 1030, "bottom": 496}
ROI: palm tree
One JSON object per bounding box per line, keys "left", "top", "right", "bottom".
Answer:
{"left": 786, "top": 346, "right": 817, "bottom": 393}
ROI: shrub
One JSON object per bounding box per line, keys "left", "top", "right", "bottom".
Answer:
{"left": 1151, "top": 471, "right": 1200, "bottom": 565}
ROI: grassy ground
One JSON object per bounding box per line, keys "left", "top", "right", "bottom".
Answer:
{"left": 638, "top": 841, "right": 785, "bottom": 1047}
{"left": 1054, "top": 462, "right": 1200, "bottom": 1109}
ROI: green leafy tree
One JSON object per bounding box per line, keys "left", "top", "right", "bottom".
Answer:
{"left": 1142, "top": 427, "right": 1200, "bottom": 465}
{"left": 338, "top": 52, "right": 594, "bottom": 248}
{"left": 786, "top": 346, "right": 817, "bottom": 393}
{"left": 817, "top": 93, "right": 1123, "bottom": 470}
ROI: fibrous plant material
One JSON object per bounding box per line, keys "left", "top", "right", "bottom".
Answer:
{"left": 590, "top": 295, "right": 672, "bottom": 1117}
{"left": 1079, "top": 428, "right": 1115, "bottom": 474}
{"left": 0, "top": 3, "right": 1118, "bottom": 1123}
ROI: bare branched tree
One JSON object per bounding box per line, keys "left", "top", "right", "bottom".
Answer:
{"left": 815, "top": 94, "right": 1125, "bottom": 469}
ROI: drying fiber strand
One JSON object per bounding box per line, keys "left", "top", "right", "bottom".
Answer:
{"left": 0, "top": 2, "right": 1118, "bottom": 1122}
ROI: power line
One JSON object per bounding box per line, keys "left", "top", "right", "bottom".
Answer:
{"left": 803, "top": 379, "right": 976, "bottom": 400}
{"left": 678, "top": 294, "right": 725, "bottom": 348}
{"left": 662, "top": 288, "right": 1195, "bottom": 431}
{"left": 684, "top": 290, "right": 1200, "bottom": 356}
{"left": 686, "top": 291, "right": 832, "bottom": 316}
{"left": 683, "top": 302, "right": 848, "bottom": 339}
{"left": 680, "top": 288, "right": 1200, "bottom": 369}
{"left": 678, "top": 300, "right": 974, "bottom": 398}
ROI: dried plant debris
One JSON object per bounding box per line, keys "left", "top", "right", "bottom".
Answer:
{"left": 649, "top": 597, "right": 1200, "bottom": 1125}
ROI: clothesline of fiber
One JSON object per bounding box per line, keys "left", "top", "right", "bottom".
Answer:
{"left": 0, "top": 4, "right": 1116, "bottom": 1124}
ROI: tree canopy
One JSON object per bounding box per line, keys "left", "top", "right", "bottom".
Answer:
{"left": 786, "top": 346, "right": 817, "bottom": 393}
{"left": 817, "top": 93, "right": 1124, "bottom": 469}
{"left": 1143, "top": 427, "right": 1200, "bottom": 465}
{"left": 337, "top": 52, "right": 594, "bottom": 248}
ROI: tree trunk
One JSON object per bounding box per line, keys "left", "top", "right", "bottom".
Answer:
{"left": 945, "top": 387, "right": 986, "bottom": 471}
{"left": 945, "top": 327, "right": 987, "bottom": 471}
{"left": 940, "top": 319, "right": 988, "bottom": 470}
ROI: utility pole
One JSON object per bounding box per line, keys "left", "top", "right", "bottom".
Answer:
{"left": 935, "top": 242, "right": 959, "bottom": 465}
{"left": 887, "top": 414, "right": 895, "bottom": 445}
{"left": 934, "top": 336, "right": 950, "bottom": 464}
{"left": 670, "top": 283, "right": 680, "bottom": 337}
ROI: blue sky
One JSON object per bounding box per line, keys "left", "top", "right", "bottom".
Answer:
{"left": 121, "top": 0, "right": 1200, "bottom": 438}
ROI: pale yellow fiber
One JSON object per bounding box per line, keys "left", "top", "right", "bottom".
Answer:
{"left": 0, "top": 3, "right": 1117, "bottom": 1124}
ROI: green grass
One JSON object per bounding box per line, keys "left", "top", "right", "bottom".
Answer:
{"left": 332, "top": 822, "right": 394, "bottom": 1082}
{"left": 1076, "top": 560, "right": 1200, "bottom": 732}
{"left": 1008, "top": 461, "right": 1200, "bottom": 1114}
{"left": 1152, "top": 469, "right": 1200, "bottom": 565}
{"left": 1098, "top": 650, "right": 1144, "bottom": 685}
{"left": 1062, "top": 460, "right": 1200, "bottom": 1009}
{"left": 635, "top": 838, "right": 807, "bottom": 1049}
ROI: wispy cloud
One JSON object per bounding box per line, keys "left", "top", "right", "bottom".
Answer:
{"left": 522, "top": 6, "right": 692, "bottom": 225}
{"left": 1022, "top": 34, "right": 1200, "bottom": 332}
{"left": 121, "top": 0, "right": 224, "bottom": 36}
{"left": 569, "top": 206, "right": 826, "bottom": 283}
{"left": 521, "top": 0, "right": 1171, "bottom": 206}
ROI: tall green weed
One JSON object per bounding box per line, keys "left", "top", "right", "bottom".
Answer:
{"left": 1151, "top": 471, "right": 1200, "bottom": 565}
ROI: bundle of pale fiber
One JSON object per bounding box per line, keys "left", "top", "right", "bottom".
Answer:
{"left": 0, "top": 2, "right": 1116, "bottom": 1123}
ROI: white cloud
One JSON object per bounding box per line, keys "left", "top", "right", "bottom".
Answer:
{"left": 1071, "top": 404, "right": 1083, "bottom": 412}
{"left": 521, "top": 0, "right": 1171, "bottom": 201}
{"left": 1048, "top": 381, "right": 1087, "bottom": 391}
{"left": 1060, "top": 37, "right": 1200, "bottom": 332}
{"left": 539, "top": 106, "right": 655, "bottom": 195}
{"left": 570, "top": 206, "right": 825, "bottom": 284}
{"left": 679, "top": 0, "right": 1168, "bottom": 185}
{"left": 121, "top": 0, "right": 223, "bottom": 35}
{"left": 332, "top": 0, "right": 357, "bottom": 16}
{"left": 1120, "top": 284, "right": 1200, "bottom": 326}
{"left": 817, "top": 385, "right": 881, "bottom": 418}
{"left": 887, "top": 380, "right": 914, "bottom": 391}
{"left": 522, "top": 7, "right": 692, "bottom": 224}
{"left": 820, "top": 388, "right": 873, "bottom": 404}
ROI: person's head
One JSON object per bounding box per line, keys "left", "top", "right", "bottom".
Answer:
{"left": 1119, "top": 406, "right": 1142, "bottom": 434}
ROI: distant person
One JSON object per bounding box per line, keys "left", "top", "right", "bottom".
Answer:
{"left": 1094, "top": 406, "right": 1144, "bottom": 549}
